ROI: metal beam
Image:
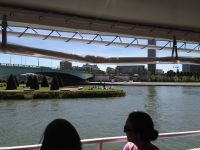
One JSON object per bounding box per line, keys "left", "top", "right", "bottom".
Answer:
{"left": 1, "top": 43, "right": 200, "bottom": 65}
{"left": 1, "top": 15, "right": 7, "bottom": 47}
{"left": 2, "top": 30, "right": 200, "bottom": 54}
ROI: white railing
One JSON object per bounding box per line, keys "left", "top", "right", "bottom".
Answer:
{"left": 1, "top": 130, "right": 200, "bottom": 150}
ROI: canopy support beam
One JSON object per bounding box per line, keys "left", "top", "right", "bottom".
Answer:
{"left": 1, "top": 15, "right": 7, "bottom": 47}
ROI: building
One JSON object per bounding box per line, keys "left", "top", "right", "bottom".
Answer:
{"left": 148, "top": 39, "right": 156, "bottom": 74}
{"left": 60, "top": 61, "right": 72, "bottom": 69}
{"left": 82, "top": 63, "right": 99, "bottom": 70}
{"left": 93, "top": 75, "right": 111, "bottom": 82}
{"left": 115, "top": 65, "right": 145, "bottom": 75}
{"left": 113, "top": 75, "right": 130, "bottom": 82}
{"left": 182, "top": 64, "right": 200, "bottom": 73}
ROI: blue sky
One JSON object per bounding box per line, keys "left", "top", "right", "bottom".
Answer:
{"left": 1, "top": 34, "right": 197, "bottom": 72}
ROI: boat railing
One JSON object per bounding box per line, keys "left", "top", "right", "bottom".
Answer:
{"left": 0, "top": 130, "right": 200, "bottom": 150}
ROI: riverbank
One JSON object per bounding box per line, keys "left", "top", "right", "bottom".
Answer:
{"left": 90, "top": 82, "right": 200, "bottom": 86}
{"left": 0, "top": 87, "right": 126, "bottom": 99}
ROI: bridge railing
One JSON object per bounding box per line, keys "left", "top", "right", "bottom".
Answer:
{"left": 0, "top": 63, "right": 40, "bottom": 68}
{"left": 0, "top": 130, "right": 200, "bottom": 150}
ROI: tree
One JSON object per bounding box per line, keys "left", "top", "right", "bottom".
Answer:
{"left": 176, "top": 69, "right": 180, "bottom": 77}
{"left": 57, "top": 76, "right": 64, "bottom": 87}
{"left": 155, "top": 75, "right": 163, "bottom": 82}
{"left": 26, "top": 76, "right": 33, "bottom": 87}
{"left": 32, "top": 76, "right": 39, "bottom": 90}
{"left": 106, "top": 67, "right": 115, "bottom": 75}
{"left": 180, "top": 72, "right": 183, "bottom": 76}
{"left": 150, "top": 75, "right": 156, "bottom": 82}
{"left": 6, "top": 74, "right": 17, "bottom": 90}
{"left": 190, "top": 76, "right": 196, "bottom": 82}
{"left": 173, "top": 76, "right": 179, "bottom": 82}
{"left": 50, "top": 76, "right": 59, "bottom": 90}
{"left": 41, "top": 76, "right": 49, "bottom": 87}
{"left": 167, "top": 70, "right": 174, "bottom": 77}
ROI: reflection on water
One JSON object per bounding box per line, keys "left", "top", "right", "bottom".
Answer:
{"left": 145, "top": 86, "right": 158, "bottom": 115}
{"left": 0, "top": 86, "right": 200, "bottom": 150}
{"left": 144, "top": 86, "right": 161, "bottom": 130}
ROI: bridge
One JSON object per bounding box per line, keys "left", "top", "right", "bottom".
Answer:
{"left": 0, "top": 63, "right": 94, "bottom": 84}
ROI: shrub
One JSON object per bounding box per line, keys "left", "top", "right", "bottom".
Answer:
{"left": 6, "top": 74, "right": 17, "bottom": 90}
{"left": 26, "top": 76, "right": 33, "bottom": 87}
{"left": 61, "top": 90, "right": 125, "bottom": 98}
{"left": 57, "top": 76, "right": 64, "bottom": 87}
{"left": 32, "top": 76, "right": 39, "bottom": 90}
{"left": 14, "top": 76, "right": 19, "bottom": 87}
{"left": 41, "top": 76, "right": 49, "bottom": 87}
{"left": 50, "top": 76, "right": 59, "bottom": 90}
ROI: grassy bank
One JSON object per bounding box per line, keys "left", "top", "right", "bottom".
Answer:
{"left": 0, "top": 87, "right": 126, "bottom": 99}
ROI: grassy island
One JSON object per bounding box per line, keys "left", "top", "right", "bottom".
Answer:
{"left": 0, "top": 87, "right": 126, "bottom": 99}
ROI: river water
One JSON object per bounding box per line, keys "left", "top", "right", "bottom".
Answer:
{"left": 0, "top": 86, "right": 200, "bottom": 150}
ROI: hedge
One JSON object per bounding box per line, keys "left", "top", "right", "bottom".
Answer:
{"left": 0, "top": 89, "right": 125, "bottom": 99}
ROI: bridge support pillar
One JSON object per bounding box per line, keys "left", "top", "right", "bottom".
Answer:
{"left": 148, "top": 39, "right": 156, "bottom": 74}
{"left": 171, "top": 35, "right": 178, "bottom": 59}
{"left": 2, "top": 15, "right": 7, "bottom": 47}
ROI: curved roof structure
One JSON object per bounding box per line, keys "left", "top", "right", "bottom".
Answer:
{"left": 1, "top": 0, "right": 200, "bottom": 42}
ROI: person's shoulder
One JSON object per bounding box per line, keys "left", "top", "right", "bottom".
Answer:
{"left": 123, "top": 142, "right": 135, "bottom": 150}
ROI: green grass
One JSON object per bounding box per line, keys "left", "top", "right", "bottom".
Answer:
{"left": 0, "top": 87, "right": 5, "bottom": 90}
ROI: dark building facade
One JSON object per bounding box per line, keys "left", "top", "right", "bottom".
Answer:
{"left": 115, "top": 65, "right": 145, "bottom": 75}
{"left": 148, "top": 39, "right": 156, "bottom": 74}
{"left": 60, "top": 61, "right": 72, "bottom": 69}
{"left": 182, "top": 64, "right": 200, "bottom": 73}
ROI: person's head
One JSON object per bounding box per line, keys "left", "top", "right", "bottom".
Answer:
{"left": 40, "top": 119, "right": 82, "bottom": 150}
{"left": 124, "top": 111, "right": 158, "bottom": 143}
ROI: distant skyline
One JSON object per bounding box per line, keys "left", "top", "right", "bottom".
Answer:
{"left": 1, "top": 35, "right": 199, "bottom": 72}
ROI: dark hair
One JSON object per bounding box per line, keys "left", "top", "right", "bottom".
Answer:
{"left": 40, "top": 119, "right": 82, "bottom": 150}
{"left": 127, "top": 111, "right": 158, "bottom": 141}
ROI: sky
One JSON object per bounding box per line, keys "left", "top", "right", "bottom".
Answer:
{"left": 0, "top": 32, "right": 199, "bottom": 73}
